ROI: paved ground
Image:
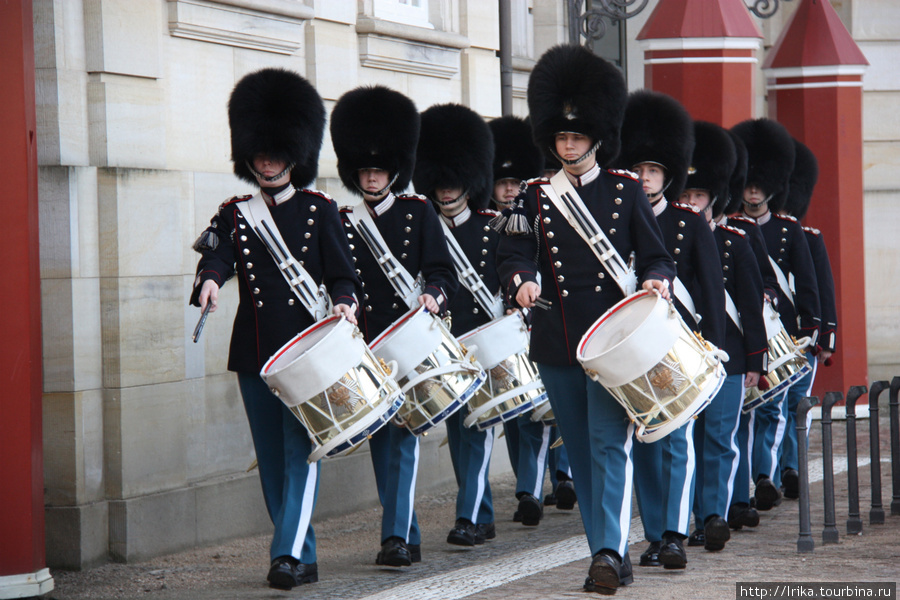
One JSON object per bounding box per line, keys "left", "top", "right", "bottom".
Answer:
{"left": 46, "top": 413, "right": 900, "bottom": 600}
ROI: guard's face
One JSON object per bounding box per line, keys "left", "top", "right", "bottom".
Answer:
{"left": 554, "top": 132, "right": 592, "bottom": 162}
{"left": 435, "top": 186, "right": 467, "bottom": 215}
{"left": 681, "top": 189, "right": 712, "bottom": 219}
{"left": 743, "top": 184, "right": 766, "bottom": 206}
{"left": 359, "top": 168, "right": 391, "bottom": 196}
{"left": 493, "top": 178, "right": 520, "bottom": 208}
{"left": 633, "top": 163, "right": 666, "bottom": 197}
{"left": 252, "top": 155, "right": 291, "bottom": 186}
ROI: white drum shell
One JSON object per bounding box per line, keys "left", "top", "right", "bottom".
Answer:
{"left": 371, "top": 307, "right": 444, "bottom": 380}
{"left": 459, "top": 313, "right": 529, "bottom": 369}
{"left": 578, "top": 293, "right": 682, "bottom": 388}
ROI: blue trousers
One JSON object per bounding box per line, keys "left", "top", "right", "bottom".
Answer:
{"left": 503, "top": 413, "right": 552, "bottom": 498}
{"left": 733, "top": 408, "right": 755, "bottom": 505}
{"left": 634, "top": 419, "right": 696, "bottom": 541}
{"left": 537, "top": 363, "right": 634, "bottom": 557}
{"left": 780, "top": 353, "right": 818, "bottom": 473}
{"left": 238, "top": 373, "right": 319, "bottom": 563}
{"left": 752, "top": 389, "right": 789, "bottom": 487}
{"left": 446, "top": 410, "right": 494, "bottom": 524}
{"left": 369, "top": 423, "right": 421, "bottom": 545}
{"left": 549, "top": 429, "right": 572, "bottom": 489}
{"left": 693, "top": 374, "right": 743, "bottom": 525}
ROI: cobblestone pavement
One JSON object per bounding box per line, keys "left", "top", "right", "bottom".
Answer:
{"left": 47, "top": 413, "right": 900, "bottom": 600}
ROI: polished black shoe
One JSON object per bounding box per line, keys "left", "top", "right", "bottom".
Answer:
{"left": 754, "top": 476, "right": 782, "bottom": 511}
{"left": 727, "top": 503, "right": 760, "bottom": 530}
{"left": 555, "top": 480, "right": 577, "bottom": 510}
{"left": 409, "top": 543, "right": 422, "bottom": 563}
{"left": 638, "top": 540, "right": 662, "bottom": 567}
{"left": 447, "top": 518, "right": 477, "bottom": 546}
{"left": 584, "top": 550, "right": 632, "bottom": 594}
{"left": 687, "top": 528, "right": 705, "bottom": 546}
{"left": 267, "top": 556, "right": 318, "bottom": 590}
{"left": 375, "top": 537, "right": 412, "bottom": 567}
{"left": 517, "top": 493, "right": 543, "bottom": 526}
{"left": 512, "top": 509, "right": 522, "bottom": 522}
{"left": 474, "top": 522, "right": 496, "bottom": 544}
{"left": 658, "top": 534, "right": 687, "bottom": 570}
{"left": 543, "top": 492, "right": 558, "bottom": 506}
{"left": 782, "top": 468, "right": 800, "bottom": 499}
{"left": 704, "top": 516, "right": 731, "bottom": 552}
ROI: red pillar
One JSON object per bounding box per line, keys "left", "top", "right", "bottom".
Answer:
{"left": 764, "top": 0, "right": 869, "bottom": 399}
{"left": 0, "top": 0, "right": 54, "bottom": 596}
{"left": 637, "top": 0, "right": 762, "bottom": 127}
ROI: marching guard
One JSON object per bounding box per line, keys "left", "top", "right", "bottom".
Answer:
{"left": 189, "top": 68, "right": 360, "bottom": 590}
{"left": 615, "top": 91, "right": 725, "bottom": 567}
{"left": 412, "top": 102, "right": 499, "bottom": 546}
{"left": 330, "top": 85, "right": 458, "bottom": 567}
{"left": 497, "top": 44, "right": 675, "bottom": 595}
{"left": 731, "top": 118, "right": 820, "bottom": 510}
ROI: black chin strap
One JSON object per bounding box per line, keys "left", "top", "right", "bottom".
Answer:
{"left": 247, "top": 161, "right": 295, "bottom": 183}
{"left": 434, "top": 189, "right": 468, "bottom": 206}
{"left": 741, "top": 192, "right": 773, "bottom": 209}
{"left": 550, "top": 139, "right": 602, "bottom": 167}
{"left": 356, "top": 172, "right": 399, "bottom": 199}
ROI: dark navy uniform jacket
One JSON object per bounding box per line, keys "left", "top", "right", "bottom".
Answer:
{"left": 441, "top": 208, "right": 502, "bottom": 337}
{"left": 715, "top": 223, "right": 768, "bottom": 375}
{"left": 656, "top": 201, "right": 725, "bottom": 348}
{"left": 190, "top": 189, "right": 361, "bottom": 374}
{"left": 803, "top": 227, "right": 838, "bottom": 352}
{"left": 497, "top": 167, "right": 676, "bottom": 366}
{"left": 339, "top": 193, "right": 458, "bottom": 343}
{"left": 757, "top": 213, "right": 820, "bottom": 342}
{"left": 729, "top": 214, "right": 780, "bottom": 301}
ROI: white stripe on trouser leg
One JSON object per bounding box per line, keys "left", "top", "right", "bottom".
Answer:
{"left": 290, "top": 461, "right": 318, "bottom": 558}
{"left": 617, "top": 422, "right": 635, "bottom": 558}
{"left": 747, "top": 409, "right": 756, "bottom": 475}
{"left": 769, "top": 392, "right": 788, "bottom": 479}
{"left": 531, "top": 425, "right": 551, "bottom": 498}
{"left": 468, "top": 430, "right": 494, "bottom": 523}
{"left": 677, "top": 420, "right": 696, "bottom": 534}
{"left": 803, "top": 358, "right": 818, "bottom": 431}
{"left": 724, "top": 376, "right": 745, "bottom": 510}
{"left": 405, "top": 437, "right": 421, "bottom": 541}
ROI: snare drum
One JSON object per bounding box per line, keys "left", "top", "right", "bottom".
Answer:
{"left": 371, "top": 306, "right": 486, "bottom": 435}
{"left": 530, "top": 400, "right": 556, "bottom": 426}
{"left": 577, "top": 290, "right": 727, "bottom": 443}
{"left": 742, "top": 301, "right": 812, "bottom": 413}
{"left": 261, "top": 316, "right": 404, "bottom": 462}
{"left": 458, "top": 313, "right": 549, "bottom": 431}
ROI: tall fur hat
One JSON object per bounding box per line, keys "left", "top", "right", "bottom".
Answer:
{"left": 615, "top": 90, "right": 695, "bottom": 200}
{"left": 782, "top": 139, "right": 819, "bottom": 220}
{"left": 330, "top": 86, "right": 420, "bottom": 198}
{"left": 730, "top": 118, "right": 795, "bottom": 200}
{"left": 489, "top": 116, "right": 543, "bottom": 183}
{"left": 228, "top": 68, "right": 325, "bottom": 189}
{"left": 683, "top": 121, "right": 736, "bottom": 218}
{"left": 528, "top": 44, "right": 627, "bottom": 167}
{"left": 413, "top": 103, "right": 494, "bottom": 210}
{"left": 725, "top": 130, "right": 749, "bottom": 216}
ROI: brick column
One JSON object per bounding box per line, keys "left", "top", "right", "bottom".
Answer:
{"left": 0, "top": 0, "right": 54, "bottom": 596}
{"left": 764, "top": 0, "right": 869, "bottom": 399}
{"left": 637, "top": 0, "right": 761, "bottom": 127}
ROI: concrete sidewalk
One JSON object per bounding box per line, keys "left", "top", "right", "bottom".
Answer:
{"left": 46, "top": 415, "right": 900, "bottom": 600}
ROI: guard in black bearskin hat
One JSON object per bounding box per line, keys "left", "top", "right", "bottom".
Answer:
{"left": 330, "top": 85, "right": 457, "bottom": 567}
{"left": 189, "top": 68, "right": 361, "bottom": 590}
{"left": 488, "top": 115, "right": 576, "bottom": 527}
{"left": 679, "top": 121, "right": 767, "bottom": 550}
{"left": 731, "top": 118, "right": 820, "bottom": 511}
{"left": 615, "top": 91, "right": 725, "bottom": 568}
{"left": 497, "top": 44, "right": 675, "bottom": 595}
{"left": 777, "top": 139, "right": 835, "bottom": 500}
{"left": 413, "top": 103, "right": 500, "bottom": 546}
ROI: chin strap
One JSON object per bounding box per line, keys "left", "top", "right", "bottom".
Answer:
{"left": 550, "top": 138, "right": 602, "bottom": 167}
{"left": 434, "top": 189, "right": 468, "bottom": 207}
{"left": 246, "top": 161, "right": 294, "bottom": 183}
{"left": 355, "top": 171, "right": 399, "bottom": 199}
{"left": 741, "top": 192, "right": 773, "bottom": 209}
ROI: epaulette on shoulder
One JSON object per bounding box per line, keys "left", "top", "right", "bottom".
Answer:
{"left": 802, "top": 226, "right": 821, "bottom": 236}
{"left": 301, "top": 188, "right": 333, "bottom": 203}
{"left": 526, "top": 177, "right": 549, "bottom": 186}
{"left": 339, "top": 205, "right": 353, "bottom": 213}
{"left": 671, "top": 201, "right": 700, "bottom": 214}
{"left": 608, "top": 168, "right": 639, "bottom": 181}
{"left": 719, "top": 224, "right": 746, "bottom": 238}
{"left": 219, "top": 194, "right": 252, "bottom": 211}
{"left": 477, "top": 208, "right": 500, "bottom": 217}
{"left": 398, "top": 193, "right": 428, "bottom": 203}
{"left": 774, "top": 213, "right": 797, "bottom": 223}
{"left": 729, "top": 214, "right": 756, "bottom": 226}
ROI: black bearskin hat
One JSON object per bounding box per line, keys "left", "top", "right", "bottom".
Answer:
{"left": 228, "top": 68, "right": 325, "bottom": 189}
{"left": 413, "top": 103, "right": 494, "bottom": 210}
{"left": 528, "top": 44, "right": 627, "bottom": 167}
{"left": 730, "top": 118, "right": 795, "bottom": 200}
{"left": 615, "top": 90, "right": 695, "bottom": 200}
{"left": 684, "top": 121, "right": 736, "bottom": 218}
{"left": 725, "top": 130, "right": 748, "bottom": 216}
{"left": 782, "top": 139, "right": 819, "bottom": 220}
{"left": 489, "top": 116, "right": 543, "bottom": 183}
{"left": 330, "top": 85, "right": 420, "bottom": 197}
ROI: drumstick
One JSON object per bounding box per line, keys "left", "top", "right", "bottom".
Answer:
{"left": 533, "top": 297, "right": 552, "bottom": 310}
{"left": 192, "top": 302, "right": 212, "bottom": 343}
